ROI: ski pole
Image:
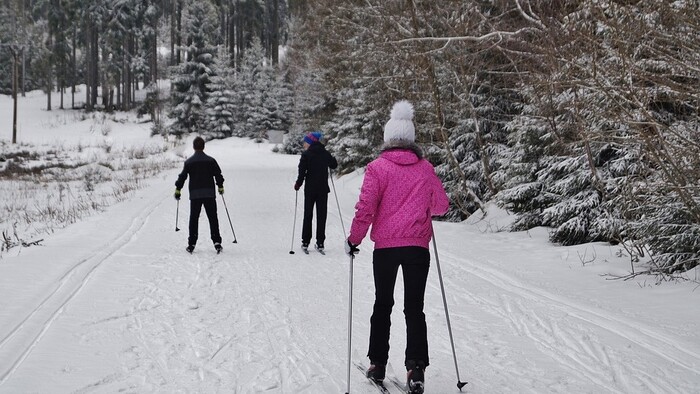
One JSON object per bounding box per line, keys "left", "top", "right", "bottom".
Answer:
{"left": 431, "top": 224, "right": 467, "bottom": 391}
{"left": 221, "top": 196, "right": 237, "bottom": 243}
{"left": 175, "top": 199, "right": 181, "bottom": 232}
{"left": 289, "top": 190, "right": 298, "bottom": 254}
{"left": 329, "top": 172, "right": 347, "bottom": 236}
{"left": 330, "top": 172, "right": 354, "bottom": 394}
{"left": 344, "top": 253, "right": 354, "bottom": 394}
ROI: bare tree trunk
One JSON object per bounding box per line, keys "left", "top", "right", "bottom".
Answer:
{"left": 21, "top": 48, "right": 26, "bottom": 97}
{"left": 271, "top": 0, "right": 279, "bottom": 65}
{"left": 230, "top": 3, "right": 237, "bottom": 67}
{"left": 71, "top": 26, "right": 76, "bottom": 109}
{"left": 11, "top": 48, "right": 20, "bottom": 144}
{"left": 176, "top": 0, "right": 182, "bottom": 64}
{"left": 116, "top": 74, "right": 121, "bottom": 109}
{"left": 85, "top": 20, "right": 93, "bottom": 110}
{"left": 92, "top": 25, "right": 99, "bottom": 108}
{"left": 170, "top": 0, "right": 176, "bottom": 66}
{"left": 236, "top": 3, "right": 244, "bottom": 65}
{"left": 47, "top": 25, "right": 53, "bottom": 111}
{"left": 47, "top": 67, "right": 52, "bottom": 111}
{"left": 153, "top": 15, "right": 158, "bottom": 85}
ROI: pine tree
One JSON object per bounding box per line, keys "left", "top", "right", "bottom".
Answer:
{"left": 205, "top": 52, "right": 236, "bottom": 139}
{"left": 263, "top": 70, "right": 294, "bottom": 139}
{"left": 233, "top": 39, "right": 291, "bottom": 138}
{"left": 324, "top": 84, "right": 384, "bottom": 174}
{"left": 169, "top": 1, "right": 219, "bottom": 137}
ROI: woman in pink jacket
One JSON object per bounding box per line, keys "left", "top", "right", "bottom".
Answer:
{"left": 345, "top": 100, "right": 449, "bottom": 394}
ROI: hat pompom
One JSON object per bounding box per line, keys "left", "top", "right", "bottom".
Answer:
{"left": 390, "top": 100, "right": 414, "bottom": 122}
{"left": 383, "top": 100, "right": 416, "bottom": 143}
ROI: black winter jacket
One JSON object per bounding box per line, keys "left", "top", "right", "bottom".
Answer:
{"left": 175, "top": 151, "right": 224, "bottom": 200}
{"left": 296, "top": 142, "right": 338, "bottom": 194}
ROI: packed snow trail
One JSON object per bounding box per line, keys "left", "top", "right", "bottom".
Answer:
{"left": 0, "top": 190, "right": 164, "bottom": 384}
{"left": 0, "top": 138, "right": 699, "bottom": 393}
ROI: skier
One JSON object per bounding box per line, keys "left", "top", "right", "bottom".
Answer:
{"left": 345, "top": 101, "right": 449, "bottom": 394}
{"left": 294, "top": 131, "right": 338, "bottom": 253}
{"left": 175, "top": 136, "right": 225, "bottom": 254}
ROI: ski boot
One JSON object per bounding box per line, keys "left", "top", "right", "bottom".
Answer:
{"left": 406, "top": 360, "right": 425, "bottom": 394}
{"left": 186, "top": 245, "right": 195, "bottom": 254}
{"left": 315, "top": 243, "right": 325, "bottom": 254}
{"left": 366, "top": 363, "right": 386, "bottom": 383}
{"left": 214, "top": 243, "right": 222, "bottom": 254}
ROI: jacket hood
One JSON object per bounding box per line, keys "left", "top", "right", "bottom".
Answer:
{"left": 380, "top": 140, "right": 423, "bottom": 165}
{"left": 307, "top": 141, "right": 326, "bottom": 151}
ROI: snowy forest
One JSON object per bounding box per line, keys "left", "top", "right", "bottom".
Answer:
{"left": 1, "top": 0, "right": 699, "bottom": 277}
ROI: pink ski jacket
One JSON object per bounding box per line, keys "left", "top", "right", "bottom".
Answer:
{"left": 348, "top": 146, "right": 449, "bottom": 250}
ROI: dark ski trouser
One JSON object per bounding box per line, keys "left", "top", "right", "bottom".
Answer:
{"left": 301, "top": 190, "right": 328, "bottom": 245}
{"left": 188, "top": 197, "right": 222, "bottom": 246}
{"left": 368, "top": 246, "right": 430, "bottom": 369}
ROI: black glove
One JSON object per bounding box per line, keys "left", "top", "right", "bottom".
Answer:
{"left": 174, "top": 189, "right": 181, "bottom": 200}
{"left": 344, "top": 239, "right": 360, "bottom": 256}
{"left": 294, "top": 182, "right": 301, "bottom": 191}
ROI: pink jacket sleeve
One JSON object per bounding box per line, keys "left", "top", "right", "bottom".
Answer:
{"left": 348, "top": 165, "right": 380, "bottom": 245}
{"left": 430, "top": 166, "right": 450, "bottom": 217}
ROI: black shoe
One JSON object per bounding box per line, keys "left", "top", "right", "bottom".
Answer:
{"left": 186, "top": 245, "right": 195, "bottom": 253}
{"left": 366, "top": 363, "right": 385, "bottom": 383}
{"left": 315, "top": 243, "right": 324, "bottom": 252}
{"left": 301, "top": 242, "right": 309, "bottom": 252}
{"left": 406, "top": 360, "right": 425, "bottom": 394}
{"left": 214, "top": 243, "right": 222, "bottom": 253}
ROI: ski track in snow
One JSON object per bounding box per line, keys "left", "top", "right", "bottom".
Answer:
{"left": 0, "top": 192, "right": 164, "bottom": 385}
{"left": 120, "top": 247, "right": 333, "bottom": 392}
{"left": 68, "top": 144, "right": 349, "bottom": 393}
{"left": 1, "top": 138, "right": 699, "bottom": 393}
{"left": 437, "top": 248, "right": 700, "bottom": 393}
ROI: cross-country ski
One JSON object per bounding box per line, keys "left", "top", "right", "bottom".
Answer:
{"left": 355, "top": 363, "right": 392, "bottom": 394}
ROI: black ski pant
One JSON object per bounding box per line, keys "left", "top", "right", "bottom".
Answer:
{"left": 188, "top": 197, "right": 222, "bottom": 246}
{"left": 368, "top": 246, "right": 430, "bottom": 369}
{"left": 301, "top": 190, "right": 328, "bottom": 246}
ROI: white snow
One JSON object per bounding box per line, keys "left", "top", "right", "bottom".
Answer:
{"left": 1, "top": 91, "right": 699, "bottom": 393}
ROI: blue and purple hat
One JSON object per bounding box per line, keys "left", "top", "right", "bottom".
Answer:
{"left": 303, "top": 131, "right": 322, "bottom": 145}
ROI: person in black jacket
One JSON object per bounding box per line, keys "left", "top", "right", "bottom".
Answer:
{"left": 294, "top": 131, "right": 338, "bottom": 253}
{"left": 175, "top": 137, "right": 225, "bottom": 254}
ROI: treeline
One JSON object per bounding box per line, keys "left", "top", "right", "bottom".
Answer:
{"left": 3, "top": 0, "right": 699, "bottom": 276}
{"left": 285, "top": 0, "right": 700, "bottom": 276}
{"left": 166, "top": 1, "right": 293, "bottom": 140}
{"left": 0, "top": 0, "right": 286, "bottom": 112}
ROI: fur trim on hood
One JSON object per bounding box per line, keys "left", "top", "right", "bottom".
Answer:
{"left": 380, "top": 139, "right": 424, "bottom": 159}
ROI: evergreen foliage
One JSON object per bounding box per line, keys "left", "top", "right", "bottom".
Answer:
{"left": 205, "top": 53, "right": 236, "bottom": 139}
{"left": 168, "top": 1, "right": 219, "bottom": 136}
{"left": 323, "top": 84, "right": 383, "bottom": 174}
{"left": 2, "top": 0, "right": 699, "bottom": 276}
{"left": 286, "top": 0, "right": 700, "bottom": 275}
{"left": 230, "top": 38, "right": 293, "bottom": 140}
{"left": 280, "top": 17, "right": 336, "bottom": 154}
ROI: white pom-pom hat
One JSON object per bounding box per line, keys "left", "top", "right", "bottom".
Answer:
{"left": 383, "top": 100, "right": 415, "bottom": 142}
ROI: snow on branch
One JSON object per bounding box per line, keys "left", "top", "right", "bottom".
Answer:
{"left": 514, "top": 0, "right": 546, "bottom": 30}
{"left": 388, "top": 27, "right": 541, "bottom": 46}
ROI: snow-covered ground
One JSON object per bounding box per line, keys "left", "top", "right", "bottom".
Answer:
{"left": 0, "top": 91, "right": 699, "bottom": 393}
